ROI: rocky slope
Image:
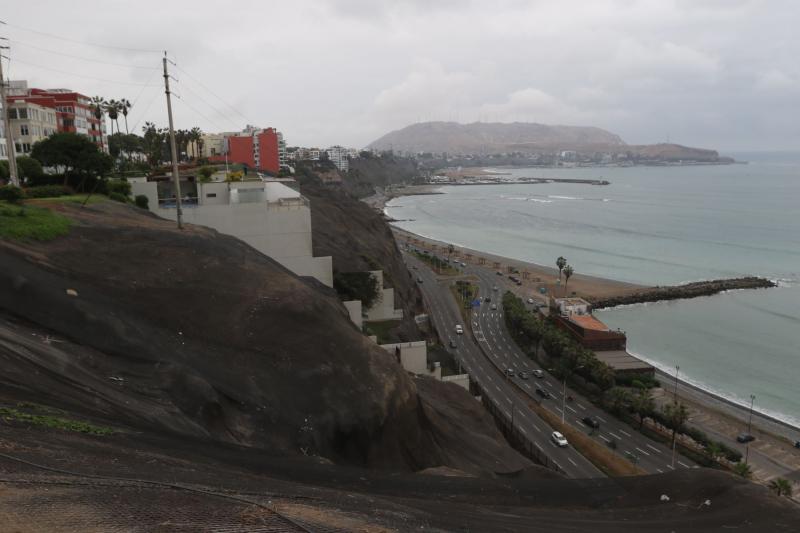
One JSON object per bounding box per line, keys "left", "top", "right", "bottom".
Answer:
{"left": 296, "top": 167, "right": 423, "bottom": 342}
{"left": 0, "top": 200, "right": 529, "bottom": 475}
{"left": 368, "top": 121, "right": 626, "bottom": 154}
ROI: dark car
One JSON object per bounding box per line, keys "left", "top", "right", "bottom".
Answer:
{"left": 535, "top": 387, "right": 551, "bottom": 399}
{"left": 484, "top": 297, "right": 491, "bottom": 302}
{"left": 582, "top": 416, "right": 600, "bottom": 429}
{"left": 737, "top": 433, "right": 755, "bottom": 443}
{"left": 449, "top": 339, "right": 457, "bottom": 349}
{"left": 416, "top": 277, "right": 423, "bottom": 283}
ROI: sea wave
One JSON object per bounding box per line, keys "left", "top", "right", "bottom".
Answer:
{"left": 548, "top": 195, "right": 584, "bottom": 200}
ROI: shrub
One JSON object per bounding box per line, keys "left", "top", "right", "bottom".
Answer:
{"left": 0, "top": 185, "right": 25, "bottom": 204}
{"left": 108, "top": 192, "right": 129, "bottom": 203}
{"left": 334, "top": 271, "right": 380, "bottom": 308}
{"left": 25, "top": 185, "right": 74, "bottom": 198}
{"left": 106, "top": 179, "right": 132, "bottom": 197}
{"left": 197, "top": 165, "right": 215, "bottom": 183}
{"left": 134, "top": 194, "right": 149, "bottom": 210}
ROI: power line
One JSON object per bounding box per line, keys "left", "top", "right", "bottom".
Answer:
{"left": 11, "top": 57, "right": 158, "bottom": 87}
{"left": 174, "top": 80, "right": 240, "bottom": 129}
{"left": 172, "top": 92, "right": 229, "bottom": 133}
{"left": 10, "top": 40, "right": 159, "bottom": 70}
{"left": 173, "top": 64, "right": 252, "bottom": 125}
{"left": 3, "top": 21, "right": 162, "bottom": 54}
{"left": 129, "top": 86, "right": 161, "bottom": 133}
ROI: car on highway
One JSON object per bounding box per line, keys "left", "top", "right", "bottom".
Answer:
{"left": 449, "top": 339, "right": 457, "bottom": 348}
{"left": 535, "top": 387, "right": 551, "bottom": 399}
{"left": 519, "top": 370, "right": 529, "bottom": 379}
{"left": 496, "top": 271, "right": 503, "bottom": 276}
{"left": 737, "top": 433, "right": 755, "bottom": 443}
{"left": 531, "top": 369, "right": 544, "bottom": 378}
{"left": 484, "top": 297, "right": 491, "bottom": 302}
{"left": 412, "top": 265, "right": 418, "bottom": 269}
{"left": 582, "top": 416, "right": 600, "bottom": 429}
{"left": 416, "top": 277, "right": 423, "bottom": 283}
{"left": 505, "top": 368, "right": 515, "bottom": 377}
{"left": 490, "top": 303, "right": 497, "bottom": 310}
{"left": 460, "top": 262, "right": 466, "bottom": 267}
{"left": 493, "top": 286, "right": 499, "bottom": 291}
{"left": 455, "top": 325, "right": 464, "bottom": 335}
{"left": 551, "top": 431, "right": 568, "bottom": 447}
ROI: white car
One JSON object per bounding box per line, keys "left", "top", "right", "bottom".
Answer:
{"left": 551, "top": 431, "right": 568, "bottom": 447}
{"left": 527, "top": 298, "right": 535, "bottom": 304}
{"left": 532, "top": 369, "right": 544, "bottom": 378}
{"left": 455, "top": 325, "right": 464, "bottom": 335}
{"left": 493, "top": 286, "right": 499, "bottom": 291}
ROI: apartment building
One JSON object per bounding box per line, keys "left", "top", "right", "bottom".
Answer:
{"left": 325, "top": 145, "right": 350, "bottom": 172}
{"left": 7, "top": 100, "right": 57, "bottom": 155}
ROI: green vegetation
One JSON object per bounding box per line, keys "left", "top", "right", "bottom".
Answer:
{"left": 733, "top": 462, "right": 753, "bottom": 479}
{"left": 134, "top": 194, "right": 149, "bottom": 209}
{"left": 502, "top": 291, "right": 614, "bottom": 393}
{"left": 197, "top": 165, "right": 215, "bottom": 183}
{"left": 411, "top": 250, "right": 459, "bottom": 275}
{"left": 0, "top": 407, "right": 114, "bottom": 436}
{"left": 334, "top": 271, "right": 381, "bottom": 309}
{"left": 363, "top": 320, "right": 397, "bottom": 344}
{"left": 31, "top": 132, "right": 113, "bottom": 189}
{"left": 556, "top": 256, "right": 566, "bottom": 282}
{"left": 24, "top": 185, "right": 74, "bottom": 199}
{"left": 769, "top": 478, "right": 793, "bottom": 497}
{"left": 0, "top": 202, "right": 72, "bottom": 241}
{"left": 0, "top": 185, "right": 25, "bottom": 204}
{"left": 562, "top": 264, "right": 574, "bottom": 295}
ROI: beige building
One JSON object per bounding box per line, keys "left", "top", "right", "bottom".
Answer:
{"left": 131, "top": 177, "right": 333, "bottom": 287}
{"left": 8, "top": 101, "right": 57, "bottom": 155}
{"left": 363, "top": 270, "right": 403, "bottom": 322}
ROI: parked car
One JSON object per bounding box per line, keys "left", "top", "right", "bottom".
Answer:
{"left": 551, "top": 431, "right": 568, "bottom": 447}
{"left": 519, "top": 370, "right": 529, "bottom": 379}
{"left": 484, "top": 297, "right": 491, "bottom": 303}
{"left": 532, "top": 369, "right": 544, "bottom": 378}
{"left": 455, "top": 325, "right": 464, "bottom": 335}
{"left": 582, "top": 416, "right": 600, "bottom": 429}
{"left": 493, "top": 286, "right": 499, "bottom": 291}
{"left": 506, "top": 368, "right": 515, "bottom": 377}
{"left": 496, "top": 271, "right": 503, "bottom": 276}
{"left": 737, "top": 433, "right": 755, "bottom": 443}
{"left": 536, "top": 387, "right": 551, "bottom": 399}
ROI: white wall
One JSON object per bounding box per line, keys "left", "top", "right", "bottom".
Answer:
{"left": 343, "top": 300, "right": 363, "bottom": 330}
{"left": 380, "top": 341, "right": 431, "bottom": 375}
{"left": 363, "top": 270, "right": 404, "bottom": 322}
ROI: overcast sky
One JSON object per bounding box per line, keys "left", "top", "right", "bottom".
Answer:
{"left": 3, "top": 1, "right": 798, "bottom": 151}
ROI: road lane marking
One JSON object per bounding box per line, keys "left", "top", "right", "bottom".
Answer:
{"left": 576, "top": 403, "right": 586, "bottom": 410}
{"left": 535, "top": 443, "right": 543, "bottom": 451}
{"left": 524, "top": 383, "right": 531, "bottom": 389}
{"left": 567, "top": 457, "right": 578, "bottom": 467}
{"left": 635, "top": 447, "right": 651, "bottom": 456}
{"left": 519, "top": 427, "right": 527, "bottom": 435}
{"left": 678, "top": 461, "right": 690, "bottom": 468}
{"left": 599, "top": 435, "right": 611, "bottom": 443}
{"left": 646, "top": 444, "right": 662, "bottom": 454}
{"left": 596, "top": 416, "right": 607, "bottom": 423}
{"left": 495, "top": 385, "right": 501, "bottom": 392}
{"left": 608, "top": 432, "right": 622, "bottom": 440}
{"left": 566, "top": 406, "right": 577, "bottom": 413}
{"left": 553, "top": 460, "right": 562, "bottom": 470}
{"left": 619, "top": 430, "right": 632, "bottom": 437}
{"left": 657, "top": 468, "right": 664, "bottom": 473}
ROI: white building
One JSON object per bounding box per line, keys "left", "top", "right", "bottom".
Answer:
{"left": 325, "top": 145, "right": 350, "bottom": 172}
{"left": 552, "top": 297, "right": 591, "bottom": 317}
{"left": 131, "top": 177, "right": 333, "bottom": 287}
{"left": 378, "top": 341, "right": 470, "bottom": 390}
{"left": 363, "top": 270, "right": 403, "bottom": 322}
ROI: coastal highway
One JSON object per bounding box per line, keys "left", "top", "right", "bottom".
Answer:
{"left": 467, "top": 265, "right": 697, "bottom": 474}
{"left": 404, "top": 252, "right": 604, "bottom": 479}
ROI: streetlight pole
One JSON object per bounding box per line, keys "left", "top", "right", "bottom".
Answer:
{"left": 671, "top": 364, "right": 680, "bottom": 469}
{"left": 561, "top": 376, "right": 568, "bottom": 424}
{"left": 673, "top": 364, "right": 680, "bottom": 402}
{"left": 0, "top": 32, "right": 19, "bottom": 187}
{"left": 745, "top": 394, "right": 755, "bottom": 465}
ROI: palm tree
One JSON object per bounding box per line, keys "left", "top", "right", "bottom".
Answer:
{"left": 704, "top": 442, "right": 722, "bottom": 463}
{"left": 119, "top": 98, "right": 132, "bottom": 134}
{"left": 91, "top": 96, "right": 106, "bottom": 152}
{"left": 189, "top": 127, "right": 203, "bottom": 159}
{"left": 556, "top": 256, "right": 567, "bottom": 282}
{"left": 769, "top": 478, "right": 793, "bottom": 497}
{"left": 663, "top": 401, "right": 689, "bottom": 448}
{"left": 105, "top": 99, "right": 121, "bottom": 136}
{"left": 562, "top": 264, "right": 574, "bottom": 295}
{"left": 631, "top": 388, "right": 656, "bottom": 429}
{"left": 733, "top": 462, "right": 752, "bottom": 479}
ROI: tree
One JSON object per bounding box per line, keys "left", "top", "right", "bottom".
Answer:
{"left": 605, "top": 387, "right": 632, "bottom": 415}
{"left": 142, "top": 122, "right": 167, "bottom": 167}
{"left": 15, "top": 156, "right": 45, "bottom": 185}
{"left": 119, "top": 98, "right": 132, "bottom": 134}
{"left": 733, "top": 462, "right": 752, "bottom": 479}
{"left": 663, "top": 402, "right": 689, "bottom": 448}
{"left": 31, "top": 132, "right": 113, "bottom": 190}
{"left": 769, "top": 478, "right": 793, "bottom": 498}
{"left": 105, "top": 99, "right": 120, "bottom": 136}
{"left": 91, "top": 96, "right": 106, "bottom": 151}
{"left": 631, "top": 387, "right": 656, "bottom": 429}
{"left": 189, "top": 127, "right": 203, "bottom": 159}
{"left": 563, "top": 264, "right": 574, "bottom": 295}
{"left": 704, "top": 442, "right": 722, "bottom": 463}
{"left": 197, "top": 165, "right": 215, "bottom": 183}
{"left": 556, "top": 256, "right": 567, "bottom": 282}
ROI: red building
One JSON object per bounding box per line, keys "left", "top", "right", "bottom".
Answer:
{"left": 8, "top": 85, "right": 105, "bottom": 149}
{"left": 226, "top": 128, "right": 280, "bottom": 175}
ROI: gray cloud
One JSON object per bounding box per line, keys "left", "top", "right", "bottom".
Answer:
{"left": 3, "top": 0, "right": 798, "bottom": 150}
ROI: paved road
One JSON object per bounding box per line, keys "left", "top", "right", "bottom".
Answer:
{"left": 468, "top": 266, "right": 697, "bottom": 474}
{"left": 405, "top": 253, "right": 604, "bottom": 479}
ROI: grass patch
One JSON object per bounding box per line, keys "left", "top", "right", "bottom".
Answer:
{"left": 363, "top": 319, "right": 400, "bottom": 343}
{"left": 0, "top": 407, "right": 114, "bottom": 436}
{"left": 0, "top": 201, "right": 72, "bottom": 241}
{"left": 27, "top": 194, "right": 107, "bottom": 205}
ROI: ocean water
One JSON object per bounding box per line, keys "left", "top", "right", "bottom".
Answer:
{"left": 386, "top": 154, "right": 800, "bottom": 426}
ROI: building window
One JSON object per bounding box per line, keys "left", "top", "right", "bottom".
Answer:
{"left": 206, "top": 193, "right": 217, "bottom": 198}
{"left": 14, "top": 143, "right": 21, "bottom": 154}
{"left": 8, "top": 109, "right": 17, "bottom": 119}
{"left": 20, "top": 124, "right": 29, "bottom": 136}
{"left": 23, "top": 143, "right": 31, "bottom": 153}
{"left": 18, "top": 108, "right": 28, "bottom": 119}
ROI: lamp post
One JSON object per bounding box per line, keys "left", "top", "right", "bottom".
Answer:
{"left": 670, "top": 364, "right": 681, "bottom": 469}
{"left": 745, "top": 394, "right": 756, "bottom": 465}
{"left": 561, "top": 365, "right": 584, "bottom": 424}
{"left": 673, "top": 364, "right": 680, "bottom": 401}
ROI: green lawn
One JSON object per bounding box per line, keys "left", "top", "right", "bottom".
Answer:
{"left": 28, "top": 194, "right": 108, "bottom": 205}
{"left": 363, "top": 319, "right": 400, "bottom": 343}
{"left": 0, "top": 406, "right": 114, "bottom": 436}
{"left": 0, "top": 201, "right": 72, "bottom": 241}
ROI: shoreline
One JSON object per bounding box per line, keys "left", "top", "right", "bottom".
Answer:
{"left": 389, "top": 224, "right": 800, "bottom": 436}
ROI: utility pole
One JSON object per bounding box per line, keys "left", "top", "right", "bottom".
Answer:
{"left": 0, "top": 29, "right": 19, "bottom": 187}
{"left": 162, "top": 52, "right": 182, "bottom": 229}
